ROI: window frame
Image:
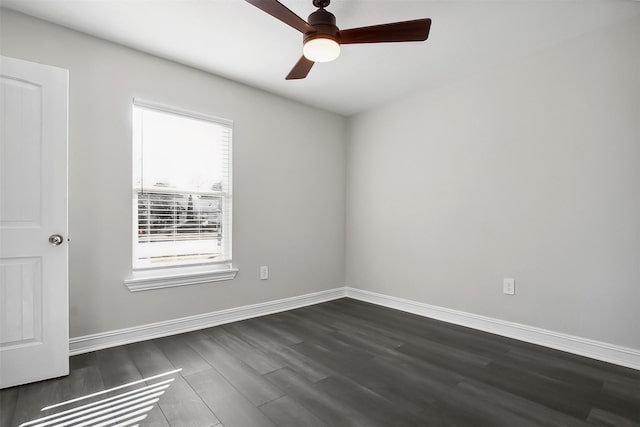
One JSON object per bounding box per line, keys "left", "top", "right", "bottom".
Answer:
{"left": 124, "top": 99, "right": 237, "bottom": 291}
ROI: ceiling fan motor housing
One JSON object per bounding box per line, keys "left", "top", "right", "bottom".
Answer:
{"left": 304, "top": 9, "right": 340, "bottom": 44}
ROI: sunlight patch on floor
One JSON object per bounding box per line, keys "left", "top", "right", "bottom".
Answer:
{"left": 20, "top": 368, "right": 182, "bottom": 427}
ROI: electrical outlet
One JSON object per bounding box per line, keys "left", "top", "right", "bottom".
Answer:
{"left": 503, "top": 278, "right": 515, "bottom": 295}
{"left": 260, "top": 265, "right": 269, "bottom": 280}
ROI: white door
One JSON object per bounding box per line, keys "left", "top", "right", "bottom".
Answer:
{"left": 0, "top": 56, "right": 69, "bottom": 388}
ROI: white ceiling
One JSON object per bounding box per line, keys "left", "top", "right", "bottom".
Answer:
{"left": 3, "top": 0, "right": 640, "bottom": 115}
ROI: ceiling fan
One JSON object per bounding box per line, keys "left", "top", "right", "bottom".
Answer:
{"left": 245, "top": 0, "right": 432, "bottom": 80}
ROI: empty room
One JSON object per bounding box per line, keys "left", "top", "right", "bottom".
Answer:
{"left": 0, "top": 0, "right": 639, "bottom": 426}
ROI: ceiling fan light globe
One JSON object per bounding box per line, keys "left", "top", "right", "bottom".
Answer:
{"left": 303, "top": 37, "right": 340, "bottom": 62}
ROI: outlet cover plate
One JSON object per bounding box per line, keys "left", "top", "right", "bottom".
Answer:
{"left": 503, "top": 278, "right": 515, "bottom": 295}
{"left": 260, "top": 266, "right": 269, "bottom": 280}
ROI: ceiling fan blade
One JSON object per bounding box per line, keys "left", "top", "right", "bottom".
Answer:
{"left": 286, "top": 56, "right": 315, "bottom": 80}
{"left": 245, "top": 0, "right": 314, "bottom": 33}
{"left": 340, "top": 18, "right": 431, "bottom": 44}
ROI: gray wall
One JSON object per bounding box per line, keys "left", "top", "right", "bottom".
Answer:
{"left": 346, "top": 16, "right": 640, "bottom": 349}
{"left": 0, "top": 9, "right": 347, "bottom": 338}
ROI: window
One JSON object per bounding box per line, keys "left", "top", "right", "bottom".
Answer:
{"left": 125, "top": 100, "right": 237, "bottom": 291}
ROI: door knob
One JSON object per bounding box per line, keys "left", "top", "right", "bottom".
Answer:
{"left": 48, "top": 234, "right": 64, "bottom": 246}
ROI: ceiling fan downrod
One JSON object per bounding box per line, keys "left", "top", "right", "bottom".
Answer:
{"left": 312, "top": 0, "right": 331, "bottom": 9}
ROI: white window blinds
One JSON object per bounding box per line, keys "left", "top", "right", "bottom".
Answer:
{"left": 132, "top": 100, "right": 232, "bottom": 269}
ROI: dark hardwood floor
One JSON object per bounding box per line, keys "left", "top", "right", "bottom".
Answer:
{"left": 1, "top": 298, "right": 639, "bottom": 426}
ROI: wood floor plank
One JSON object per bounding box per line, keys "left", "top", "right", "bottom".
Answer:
{"left": 127, "top": 340, "right": 176, "bottom": 377}
{"left": 313, "top": 374, "right": 427, "bottom": 427}
{"left": 332, "top": 298, "right": 513, "bottom": 354}
{"left": 343, "top": 307, "right": 496, "bottom": 368}
{"left": 69, "top": 351, "right": 98, "bottom": 370}
{"left": 222, "top": 322, "right": 332, "bottom": 382}
{"left": 509, "top": 345, "right": 640, "bottom": 389}
{"left": 291, "top": 339, "right": 449, "bottom": 417}
{"left": 372, "top": 350, "right": 465, "bottom": 387}
{"left": 209, "top": 395, "right": 273, "bottom": 427}
{"left": 591, "top": 380, "right": 640, "bottom": 423}
{"left": 417, "top": 401, "right": 480, "bottom": 427}
{"left": 142, "top": 406, "right": 172, "bottom": 427}
{"left": 0, "top": 387, "right": 18, "bottom": 427}
{"left": 9, "top": 376, "right": 67, "bottom": 426}
{"left": 155, "top": 375, "right": 220, "bottom": 427}
{"left": 269, "top": 345, "right": 333, "bottom": 383}
{"left": 403, "top": 344, "right": 599, "bottom": 423}
{"left": 95, "top": 345, "right": 143, "bottom": 388}
{"left": 154, "top": 334, "right": 213, "bottom": 377}
{"left": 477, "top": 359, "right": 600, "bottom": 420}
{"left": 187, "top": 336, "right": 284, "bottom": 406}
{"left": 265, "top": 367, "right": 372, "bottom": 427}
{"left": 312, "top": 301, "right": 449, "bottom": 351}
{"left": 456, "top": 378, "right": 591, "bottom": 427}
{"left": 378, "top": 371, "right": 546, "bottom": 427}
{"left": 243, "top": 316, "right": 303, "bottom": 346}
{"left": 59, "top": 365, "right": 105, "bottom": 401}
{"left": 586, "top": 407, "right": 640, "bottom": 427}
{"left": 221, "top": 321, "right": 287, "bottom": 354}
{"left": 305, "top": 304, "right": 406, "bottom": 347}
{"left": 397, "top": 340, "right": 492, "bottom": 373}
{"left": 329, "top": 321, "right": 404, "bottom": 351}
{"left": 275, "top": 310, "right": 337, "bottom": 335}
{"left": 183, "top": 367, "right": 237, "bottom": 405}
{"left": 259, "top": 395, "right": 328, "bottom": 427}
{"left": 185, "top": 368, "right": 276, "bottom": 427}
{"left": 292, "top": 328, "right": 376, "bottom": 363}
{"left": 207, "top": 326, "right": 284, "bottom": 375}
{"left": 499, "top": 348, "right": 605, "bottom": 390}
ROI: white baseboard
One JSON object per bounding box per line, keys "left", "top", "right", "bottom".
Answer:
{"left": 69, "top": 287, "right": 346, "bottom": 355}
{"left": 345, "top": 287, "right": 640, "bottom": 371}
{"left": 69, "top": 286, "right": 640, "bottom": 371}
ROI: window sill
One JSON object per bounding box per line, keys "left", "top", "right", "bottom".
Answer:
{"left": 124, "top": 264, "right": 238, "bottom": 292}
